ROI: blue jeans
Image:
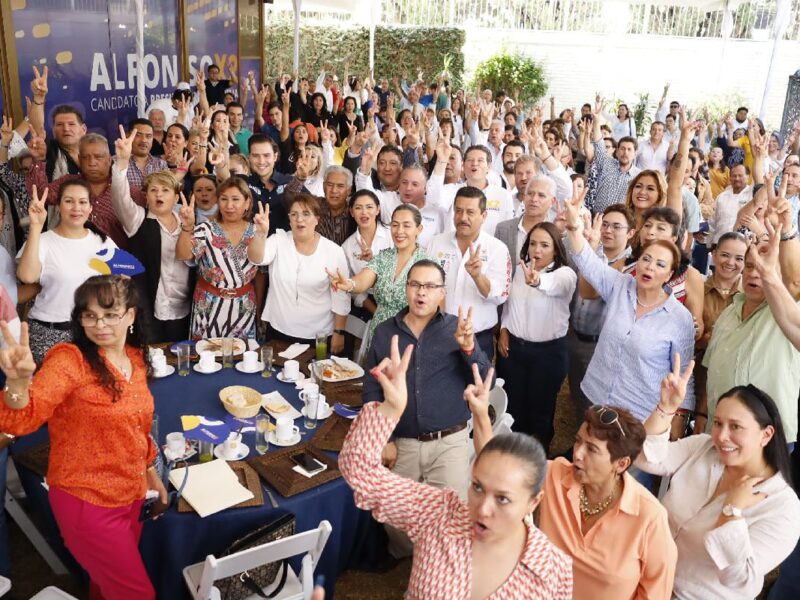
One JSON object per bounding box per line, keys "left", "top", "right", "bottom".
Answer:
{"left": 768, "top": 539, "right": 800, "bottom": 599}
{"left": 0, "top": 447, "right": 8, "bottom": 576}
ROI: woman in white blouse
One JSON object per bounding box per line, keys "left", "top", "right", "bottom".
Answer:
{"left": 497, "top": 221, "right": 577, "bottom": 452}
{"left": 637, "top": 354, "right": 800, "bottom": 600}
{"left": 247, "top": 193, "right": 350, "bottom": 354}
{"left": 341, "top": 190, "right": 392, "bottom": 318}
{"left": 610, "top": 103, "right": 637, "bottom": 142}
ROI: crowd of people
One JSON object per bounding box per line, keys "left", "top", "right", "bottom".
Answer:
{"left": 0, "top": 60, "right": 798, "bottom": 598}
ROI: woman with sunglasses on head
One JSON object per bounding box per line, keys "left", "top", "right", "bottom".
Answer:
{"left": 497, "top": 222, "right": 576, "bottom": 452}
{"left": 0, "top": 275, "right": 165, "bottom": 599}
{"left": 340, "top": 338, "right": 573, "bottom": 599}
{"left": 636, "top": 355, "right": 800, "bottom": 600}
{"left": 469, "top": 381, "right": 676, "bottom": 599}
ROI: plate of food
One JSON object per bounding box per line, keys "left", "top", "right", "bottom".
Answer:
{"left": 196, "top": 337, "right": 247, "bottom": 357}
{"left": 316, "top": 357, "right": 364, "bottom": 382}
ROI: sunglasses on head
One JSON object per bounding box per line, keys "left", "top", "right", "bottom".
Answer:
{"left": 590, "top": 405, "right": 626, "bottom": 437}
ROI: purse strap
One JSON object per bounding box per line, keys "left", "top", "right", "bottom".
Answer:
{"left": 239, "top": 560, "right": 288, "bottom": 599}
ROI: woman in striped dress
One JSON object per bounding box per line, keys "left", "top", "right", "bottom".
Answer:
{"left": 176, "top": 177, "right": 258, "bottom": 340}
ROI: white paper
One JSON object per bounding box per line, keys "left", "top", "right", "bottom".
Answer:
{"left": 278, "top": 343, "right": 310, "bottom": 359}
{"left": 168, "top": 459, "right": 254, "bottom": 518}
{"left": 261, "top": 391, "right": 302, "bottom": 420}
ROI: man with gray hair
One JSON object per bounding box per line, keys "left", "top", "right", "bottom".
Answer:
{"left": 28, "top": 133, "right": 136, "bottom": 247}
{"left": 285, "top": 161, "right": 353, "bottom": 245}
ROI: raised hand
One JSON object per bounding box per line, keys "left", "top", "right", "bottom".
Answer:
{"left": 253, "top": 201, "right": 270, "bottom": 235}
{"left": 208, "top": 147, "right": 226, "bottom": 167}
{"left": 518, "top": 259, "right": 541, "bottom": 287}
{"left": 28, "top": 131, "right": 46, "bottom": 161}
{"left": 255, "top": 84, "right": 269, "bottom": 107}
{"left": 658, "top": 352, "right": 695, "bottom": 414}
{"left": 178, "top": 193, "right": 196, "bottom": 230}
{"left": 0, "top": 321, "right": 36, "bottom": 383}
{"left": 454, "top": 305, "right": 475, "bottom": 352}
{"left": 435, "top": 133, "right": 452, "bottom": 163}
{"left": 175, "top": 154, "right": 195, "bottom": 174}
{"left": 751, "top": 218, "right": 781, "bottom": 279}
{"left": 583, "top": 213, "right": 602, "bottom": 248}
{"left": 28, "top": 185, "right": 48, "bottom": 228}
{"left": 195, "top": 70, "right": 206, "bottom": 92}
{"left": 359, "top": 142, "right": 377, "bottom": 173}
{"left": 114, "top": 124, "right": 137, "bottom": 163}
{"left": 564, "top": 185, "right": 587, "bottom": 230}
{"left": 371, "top": 335, "right": 414, "bottom": 416}
{"left": 0, "top": 116, "right": 13, "bottom": 147}
{"left": 465, "top": 243, "right": 482, "bottom": 279}
{"left": 31, "top": 65, "right": 48, "bottom": 99}
{"left": 295, "top": 153, "right": 312, "bottom": 180}
{"left": 319, "top": 120, "right": 331, "bottom": 144}
{"left": 463, "top": 363, "right": 495, "bottom": 419}
{"left": 593, "top": 95, "right": 605, "bottom": 117}
{"left": 325, "top": 267, "right": 350, "bottom": 292}
{"left": 356, "top": 235, "right": 373, "bottom": 261}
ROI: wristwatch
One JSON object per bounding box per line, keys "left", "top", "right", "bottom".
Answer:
{"left": 722, "top": 503, "right": 743, "bottom": 518}
{"left": 333, "top": 329, "right": 346, "bottom": 336}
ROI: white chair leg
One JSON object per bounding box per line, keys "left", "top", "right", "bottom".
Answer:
{"left": 4, "top": 491, "right": 68, "bottom": 575}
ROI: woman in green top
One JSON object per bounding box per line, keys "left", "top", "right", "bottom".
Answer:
{"left": 327, "top": 204, "right": 428, "bottom": 340}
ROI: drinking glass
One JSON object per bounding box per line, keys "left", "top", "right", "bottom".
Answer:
{"left": 261, "top": 346, "right": 273, "bottom": 378}
{"left": 303, "top": 390, "right": 319, "bottom": 430}
{"left": 221, "top": 337, "right": 234, "bottom": 368}
{"left": 176, "top": 343, "right": 191, "bottom": 376}
{"left": 315, "top": 332, "right": 328, "bottom": 360}
{"left": 255, "top": 414, "right": 270, "bottom": 455}
{"left": 198, "top": 440, "right": 214, "bottom": 463}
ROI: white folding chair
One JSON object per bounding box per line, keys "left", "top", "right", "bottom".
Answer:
{"left": 492, "top": 413, "right": 515, "bottom": 437}
{"left": 183, "top": 520, "right": 332, "bottom": 600}
{"left": 28, "top": 587, "right": 78, "bottom": 599}
{"left": 488, "top": 386, "right": 508, "bottom": 424}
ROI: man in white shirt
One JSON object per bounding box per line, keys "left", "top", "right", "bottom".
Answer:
{"left": 426, "top": 186, "right": 511, "bottom": 361}
{"left": 315, "top": 68, "right": 335, "bottom": 115}
{"left": 707, "top": 164, "right": 753, "bottom": 247}
{"left": 636, "top": 121, "right": 672, "bottom": 174}
{"left": 427, "top": 145, "right": 514, "bottom": 235}
{"left": 500, "top": 140, "right": 525, "bottom": 191}
{"left": 485, "top": 120, "right": 505, "bottom": 172}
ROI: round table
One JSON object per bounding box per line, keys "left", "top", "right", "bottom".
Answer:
{"left": 12, "top": 357, "right": 375, "bottom": 599}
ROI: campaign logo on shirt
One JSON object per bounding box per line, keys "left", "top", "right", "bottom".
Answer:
{"left": 89, "top": 248, "right": 145, "bottom": 276}
{"left": 434, "top": 250, "right": 456, "bottom": 272}
{"left": 486, "top": 199, "right": 501, "bottom": 211}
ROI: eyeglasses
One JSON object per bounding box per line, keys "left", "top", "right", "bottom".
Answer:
{"left": 406, "top": 281, "right": 445, "bottom": 291}
{"left": 590, "top": 405, "right": 626, "bottom": 437}
{"left": 601, "top": 221, "right": 629, "bottom": 232}
{"left": 288, "top": 211, "right": 314, "bottom": 221}
{"left": 80, "top": 313, "right": 125, "bottom": 327}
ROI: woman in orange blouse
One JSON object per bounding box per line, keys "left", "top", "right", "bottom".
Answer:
{"left": 0, "top": 275, "right": 165, "bottom": 600}
{"left": 471, "top": 387, "right": 677, "bottom": 599}
{"left": 339, "top": 336, "right": 572, "bottom": 599}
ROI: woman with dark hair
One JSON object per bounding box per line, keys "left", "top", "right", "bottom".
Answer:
{"left": 305, "top": 92, "right": 332, "bottom": 128}
{"left": 611, "top": 103, "right": 637, "bottom": 141}
{"left": 278, "top": 91, "right": 310, "bottom": 175}
{"left": 637, "top": 356, "right": 800, "bottom": 600}
{"left": 191, "top": 175, "right": 218, "bottom": 223}
{"left": 470, "top": 389, "right": 676, "bottom": 598}
{"left": 337, "top": 96, "right": 364, "bottom": 142}
{"left": 207, "top": 110, "right": 240, "bottom": 161}
{"left": 0, "top": 275, "right": 164, "bottom": 599}
{"left": 17, "top": 181, "right": 117, "bottom": 363}
{"left": 176, "top": 176, "right": 258, "bottom": 339}
{"left": 497, "top": 222, "right": 576, "bottom": 450}
{"left": 339, "top": 340, "right": 573, "bottom": 598}
{"left": 162, "top": 123, "right": 190, "bottom": 169}
{"left": 327, "top": 204, "right": 428, "bottom": 341}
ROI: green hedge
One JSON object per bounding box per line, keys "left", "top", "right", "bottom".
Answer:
{"left": 264, "top": 20, "right": 465, "bottom": 88}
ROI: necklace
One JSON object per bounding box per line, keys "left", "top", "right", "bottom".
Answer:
{"left": 579, "top": 480, "right": 619, "bottom": 520}
{"left": 636, "top": 294, "right": 664, "bottom": 309}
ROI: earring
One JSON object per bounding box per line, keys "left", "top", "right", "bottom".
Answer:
{"left": 129, "top": 324, "right": 134, "bottom": 334}
{"left": 523, "top": 512, "right": 534, "bottom": 527}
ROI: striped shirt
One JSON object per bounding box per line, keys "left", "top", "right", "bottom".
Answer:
{"left": 586, "top": 140, "right": 641, "bottom": 214}
{"left": 340, "top": 402, "right": 573, "bottom": 599}
{"left": 571, "top": 243, "right": 695, "bottom": 421}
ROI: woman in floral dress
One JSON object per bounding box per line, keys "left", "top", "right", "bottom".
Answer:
{"left": 175, "top": 177, "right": 258, "bottom": 339}
{"left": 328, "top": 204, "right": 428, "bottom": 341}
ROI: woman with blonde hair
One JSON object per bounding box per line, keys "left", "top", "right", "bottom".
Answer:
{"left": 176, "top": 176, "right": 258, "bottom": 339}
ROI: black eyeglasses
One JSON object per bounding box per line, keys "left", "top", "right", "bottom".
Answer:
{"left": 590, "top": 405, "right": 626, "bottom": 437}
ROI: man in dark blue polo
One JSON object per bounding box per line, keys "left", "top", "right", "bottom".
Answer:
{"left": 243, "top": 135, "right": 291, "bottom": 233}
{"left": 363, "top": 259, "right": 491, "bottom": 557}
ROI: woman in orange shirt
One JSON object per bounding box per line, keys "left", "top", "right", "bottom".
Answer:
{"left": 470, "top": 376, "right": 677, "bottom": 599}
{"left": 0, "top": 275, "right": 165, "bottom": 600}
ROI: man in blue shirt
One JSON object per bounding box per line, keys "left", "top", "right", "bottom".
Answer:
{"left": 363, "top": 259, "right": 491, "bottom": 557}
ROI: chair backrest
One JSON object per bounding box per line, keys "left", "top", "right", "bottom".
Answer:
{"left": 492, "top": 413, "right": 514, "bottom": 437}
{"left": 488, "top": 386, "right": 508, "bottom": 423}
{"left": 196, "top": 520, "right": 332, "bottom": 598}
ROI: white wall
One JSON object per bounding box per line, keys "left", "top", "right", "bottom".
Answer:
{"left": 463, "top": 29, "right": 800, "bottom": 129}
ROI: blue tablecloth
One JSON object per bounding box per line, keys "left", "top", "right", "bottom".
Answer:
{"left": 11, "top": 364, "right": 377, "bottom": 599}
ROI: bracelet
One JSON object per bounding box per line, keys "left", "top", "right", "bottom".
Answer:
{"left": 198, "top": 144, "right": 208, "bottom": 149}
{"left": 3, "top": 383, "right": 29, "bottom": 405}
{"left": 175, "top": 167, "right": 188, "bottom": 173}
{"left": 462, "top": 345, "right": 475, "bottom": 356}
{"left": 544, "top": 153, "right": 554, "bottom": 162}
{"left": 180, "top": 225, "right": 194, "bottom": 232}
{"left": 780, "top": 230, "right": 798, "bottom": 241}
{"left": 655, "top": 404, "right": 676, "bottom": 417}
{"left": 334, "top": 329, "right": 346, "bottom": 336}
{"left": 33, "top": 99, "right": 44, "bottom": 105}
{"left": 0, "top": 143, "right": 8, "bottom": 150}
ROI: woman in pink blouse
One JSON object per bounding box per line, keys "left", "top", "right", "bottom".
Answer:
{"left": 339, "top": 336, "right": 572, "bottom": 600}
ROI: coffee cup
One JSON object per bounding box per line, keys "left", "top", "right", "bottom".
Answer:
{"left": 282, "top": 359, "right": 300, "bottom": 381}
{"left": 242, "top": 350, "right": 259, "bottom": 371}
{"left": 198, "top": 351, "right": 216, "bottom": 372}
{"left": 223, "top": 432, "right": 242, "bottom": 459}
{"left": 152, "top": 354, "right": 168, "bottom": 375}
{"left": 166, "top": 432, "right": 185, "bottom": 455}
{"left": 275, "top": 416, "right": 299, "bottom": 443}
{"left": 149, "top": 347, "right": 164, "bottom": 360}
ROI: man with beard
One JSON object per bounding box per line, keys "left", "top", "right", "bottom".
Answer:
{"left": 499, "top": 140, "right": 525, "bottom": 191}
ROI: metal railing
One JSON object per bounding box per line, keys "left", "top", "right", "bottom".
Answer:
{"left": 267, "top": 0, "right": 800, "bottom": 41}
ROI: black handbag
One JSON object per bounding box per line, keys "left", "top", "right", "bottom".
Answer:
{"left": 216, "top": 513, "right": 296, "bottom": 600}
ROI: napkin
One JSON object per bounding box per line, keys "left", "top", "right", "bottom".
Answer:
{"left": 262, "top": 391, "right": 302, "bottom": 420}
{"left": 169, "top": 459, "right": 254, "bottom": 518}
{"left": 278, "top": 343, "right": 310, "bottom": 359}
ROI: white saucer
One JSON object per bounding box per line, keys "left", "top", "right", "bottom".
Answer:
{"left": 268, "top": 431, "right": 301, "bottom": 447}
{"left": 214, "top": 443, "right": 250, "bottom": 461}
{"left": 193, "top": 362, "right": 222, "bottom": 374}
{"left": 235, "top": 361, "right": 263, "bottom": 374}
{"left": 152, "top": 365, "right": 175, "bottom": 378}
{"left": 300, "top": 405, "right": 333, "bottom": 420}
{"left": 276, "top": 371, "right": 306, "bottom": 384}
